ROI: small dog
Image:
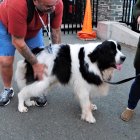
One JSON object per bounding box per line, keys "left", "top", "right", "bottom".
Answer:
{"left": 15, "top": 40, "right": 126, "bottom": 123}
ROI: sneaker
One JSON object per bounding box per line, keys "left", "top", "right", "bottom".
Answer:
{"left": 120, "top": 108, "right": 134, "bottom": 122}
{"left": 0, "top": 88, "right": 14, "bottom": 106}
{"left": 34, "top": 95, "right": 47, "bottom": 107}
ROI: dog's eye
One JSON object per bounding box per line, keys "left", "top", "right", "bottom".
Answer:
{"left": 110, "top": 50, "right": 116, "bottom": 55}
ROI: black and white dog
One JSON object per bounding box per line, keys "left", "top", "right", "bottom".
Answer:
{"left": 15, "top": 40, "right": 126, "bottom": 123}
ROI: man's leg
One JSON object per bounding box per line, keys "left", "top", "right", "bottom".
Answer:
{"left": 0, "top": 56, "right": 15, "bottom": 106}
{"left": 0, "top": 21, "right": 15, "bottom": 106}
{"left": 0, "top": 56, "right": 14, "bottom": 88}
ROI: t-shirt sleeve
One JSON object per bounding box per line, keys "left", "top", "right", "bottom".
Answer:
{"left": 51, "top": 0, "right": 63, "bottom": 29}
{"left": 8, "top": 5, "right": 27, "bottom": 38}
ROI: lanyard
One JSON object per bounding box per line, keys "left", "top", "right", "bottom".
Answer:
{"left": 35, "top": 7, "right": 52, "bottom": 46}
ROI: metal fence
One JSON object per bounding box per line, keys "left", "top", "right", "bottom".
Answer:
{"left": 62, "top": 0, "right": 139, "bottom": 34}
{"left": 61, "top": 0, "right": 138, "bottom": 34}
{"left": 120, "top": 0, "right": 140, "bottom": 32}
{"left": 61, "top": 0, "right": 98, "bottom": 34}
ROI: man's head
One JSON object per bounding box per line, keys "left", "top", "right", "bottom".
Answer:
{"left": 33, "top": 0, "right": 59, "bottom": 13}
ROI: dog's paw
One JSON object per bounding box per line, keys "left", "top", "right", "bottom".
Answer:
{"left": 18, "top": 106, "right": 28, "bottom": 113}
{"left": 91, "top": 104, "right": 97, "bottom": 111}
{"left": 81, "top": 112, "right": 96, "bottom": 123}
{"left": 25, "top": 100, "right": 36, "bottom": 107}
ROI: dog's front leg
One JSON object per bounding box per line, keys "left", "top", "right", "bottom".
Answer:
{"left": 76, "top": 89, "right": 96, "bottom": 123}
{"left": 18, "top": 89, "right": 29, "bottom": 113}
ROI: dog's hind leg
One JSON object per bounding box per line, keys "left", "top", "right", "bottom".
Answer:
{"left": 75, "top": 88, "right": 96, "bottom": 123}
{"left": 18, "top": 79, "right": 51, "bottom": 112}
{"left": 15, "top": 60, "right": 27, "bottom": 90}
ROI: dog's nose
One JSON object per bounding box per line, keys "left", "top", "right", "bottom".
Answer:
{"left": 120, "top": 56, "right": 126, "bottom": 62}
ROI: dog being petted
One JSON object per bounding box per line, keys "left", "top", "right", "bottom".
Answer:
{"left": 15, "top": 40, "right": 126, "bottom": 123}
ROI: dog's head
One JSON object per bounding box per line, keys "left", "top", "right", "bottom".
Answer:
{"left": 88, "top": 40, "right": 126, "bottom": 71}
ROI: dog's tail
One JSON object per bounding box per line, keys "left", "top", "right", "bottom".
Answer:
{"left": 15, "top": 60, "right": 27, "bottom": 90}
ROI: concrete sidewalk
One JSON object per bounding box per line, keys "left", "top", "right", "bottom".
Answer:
{"left": 0, "top": 34, "right": 140, "bottom": 140}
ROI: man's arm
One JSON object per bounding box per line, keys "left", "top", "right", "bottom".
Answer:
{"left": 51, "top": 27, "right": 61, "bottom": 44}
{"left": 12, "top": 35, "right": 45, "bottom": 80}
{"left": 12, "top": 36, "right": 37, "bottom": 64}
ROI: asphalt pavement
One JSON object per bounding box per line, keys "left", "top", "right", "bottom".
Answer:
{"left": 0, "top": 34, "right": 140, "bottom": 140}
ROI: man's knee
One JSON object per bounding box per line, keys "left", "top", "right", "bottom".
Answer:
{"left": 0, "top": 56, "right": 14, "bottom": 67}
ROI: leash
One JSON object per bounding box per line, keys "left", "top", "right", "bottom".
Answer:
{"left": 104, "top": 73, "right": 140, "bottom": 85}
{"left": 35, "top": 8, "right": 52, "bottom": 53}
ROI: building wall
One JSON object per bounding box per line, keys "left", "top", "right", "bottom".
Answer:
{"left": 97, "top": 0, "right": 123, "bottom": 21}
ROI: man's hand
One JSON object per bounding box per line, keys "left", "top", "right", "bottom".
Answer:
{"left": 137, "top": 16, "right": 140, "bottom": 24}
{"left": 12, "top": 35, "right": 48, "bottom": 80}
{"left": 32, "top": 63, "right": 46, "bottom": 80}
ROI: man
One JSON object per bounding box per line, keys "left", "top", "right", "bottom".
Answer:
{"left": 0, "top": 0, "right": 63, "bottom": 106}
{"left": 121, "top": 0, "right": 140, "bottom": 121}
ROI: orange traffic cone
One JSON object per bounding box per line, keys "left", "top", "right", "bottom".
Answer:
{"left": 77, "top": 0, "right": 96, "bottom": 40}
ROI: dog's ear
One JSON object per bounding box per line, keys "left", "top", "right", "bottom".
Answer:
{"left": 117, "top": 43, "right": 121, "bottom": 50}
{"left": 88, "top": 45, "right": 100, "bottom": 63}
